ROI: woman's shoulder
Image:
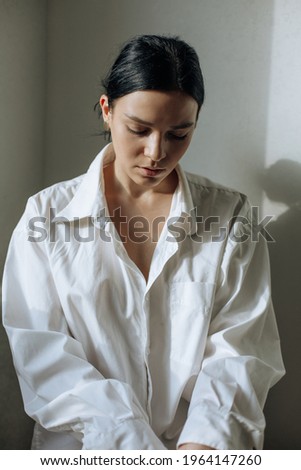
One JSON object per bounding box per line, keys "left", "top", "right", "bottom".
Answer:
{"left": 185, "top": 170, "right": 248, "bottom": 202}
{"left": 184, "top": 170, "right": 249, "bottom": 218}
{"left": 22, "top": 174, "right": 85, "bottom": 220}
{"left": 185, "top": 170, "right": 244, "bottom": 196}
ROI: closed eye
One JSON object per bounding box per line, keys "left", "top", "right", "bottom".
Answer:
{"left": 168, "top": 133, "right": 188, "bottom": 141}
{"left": 127, "top": 126, "right": 148, "bottom": 136}
{"left": 127, "top": 126, "right": 189, "bottom": 141}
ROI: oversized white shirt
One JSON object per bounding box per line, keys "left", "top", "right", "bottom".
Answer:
{"left": 2, "top": 143, "right": 284, "bottom": 450}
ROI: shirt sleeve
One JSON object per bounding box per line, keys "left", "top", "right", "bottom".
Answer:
{"left": 177, "top": 198, "right": 285, "bottom": 450}
{"left": 2, "top": 198, "right": 165, "bottom": 450}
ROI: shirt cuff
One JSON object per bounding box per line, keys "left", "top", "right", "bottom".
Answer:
{"left": 83, "top": 418, "right": 167, "bottom": 450}
{"left": 177, "top": 404, "right": 263, "bottom": 450}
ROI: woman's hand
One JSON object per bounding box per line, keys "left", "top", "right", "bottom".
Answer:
{"left": 178, "top": 443, "right": 216, "bottom": 450}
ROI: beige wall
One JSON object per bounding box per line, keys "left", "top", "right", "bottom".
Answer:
{"left": 1, "top": 0, "right": 300, "bottom": 450}
{"left": 264, "top": 0, "right": 301, "bottom": 218}
{"left": 0, "top": 0, "right": 47, "bottom": 448}
{"left": 0, "top": 0, "right": 47, "bottom": 277}
{"left": 261, "top": 0, "right": 301, "bottom": 450}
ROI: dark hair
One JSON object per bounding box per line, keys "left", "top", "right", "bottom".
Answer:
{"left": 95, "top": 34, "right": 205, "bottom": 138}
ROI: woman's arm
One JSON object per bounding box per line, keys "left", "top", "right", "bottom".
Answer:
{"left": 177, "top": 200, "right": 285, "bottom": 450}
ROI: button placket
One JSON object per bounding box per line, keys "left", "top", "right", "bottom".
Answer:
{"left": 142, "top": 290, "right": 153, "bottom": 421}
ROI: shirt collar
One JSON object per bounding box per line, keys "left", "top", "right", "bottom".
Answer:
{"left": 168, "top": 164, "right": 197, "bottom": 236}
{"left": 56, "top": 143, "right": 197, "bottom": 235}
{"left": 55, "top": 143, "right": 114, "bottom": 221}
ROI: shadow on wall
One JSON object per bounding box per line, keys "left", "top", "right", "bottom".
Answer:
{"left": 262, "top": 159, "right": 301, "bottom": 449}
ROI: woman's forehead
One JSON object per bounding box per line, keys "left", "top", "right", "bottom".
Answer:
{"left": 112, "top": 90, "right": 198, "bottom": 123}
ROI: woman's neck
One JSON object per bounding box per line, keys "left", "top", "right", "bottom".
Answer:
{"left": 104, "top": 160, "right": 178, "bottom": 203}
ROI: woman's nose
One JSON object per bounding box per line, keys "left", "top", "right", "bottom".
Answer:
{"left": 144, "top": 135, "right": 166, "bottom": 161}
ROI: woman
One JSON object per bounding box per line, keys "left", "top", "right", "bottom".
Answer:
{"left": 2, "top": 34, "right": 284, "bottom": 450}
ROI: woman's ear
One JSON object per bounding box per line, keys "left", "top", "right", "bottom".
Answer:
{"left": 99, "top": 95, "right": 111, "bottom": 126}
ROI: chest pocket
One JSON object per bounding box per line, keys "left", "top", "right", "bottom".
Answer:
{"left": 167, "top": 281, "right": 216, "bottom": 371}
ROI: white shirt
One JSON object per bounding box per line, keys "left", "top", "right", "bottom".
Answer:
{"left": 2, "top": 144, "right": 284, "bottom": 450}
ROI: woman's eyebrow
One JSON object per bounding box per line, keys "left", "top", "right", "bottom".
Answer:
{"left": 170, "top": 122, "right": 195, "bottom": 130}
{"left": 124, "top": 114, "right": 153, "bottom": 126}
{"left": 124, "top": 113, "right": 195, "bottom": 129}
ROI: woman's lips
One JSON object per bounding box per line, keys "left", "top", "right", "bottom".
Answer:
{"left": 138, "top": 166, "right": 165, "bottom": 177}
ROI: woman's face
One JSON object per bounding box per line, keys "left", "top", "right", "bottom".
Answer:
{"left": 100, "top": 90, "right": 198, "bottom": 193}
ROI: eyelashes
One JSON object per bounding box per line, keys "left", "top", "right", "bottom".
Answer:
{"left": 127, "top": 127, "right": 146, "bottom": 136}
{"left": 168, "top": 133, "right": 188, "bottom": 141}
{"left": 126, "top": 127, "right": 188, "bottom": 141}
